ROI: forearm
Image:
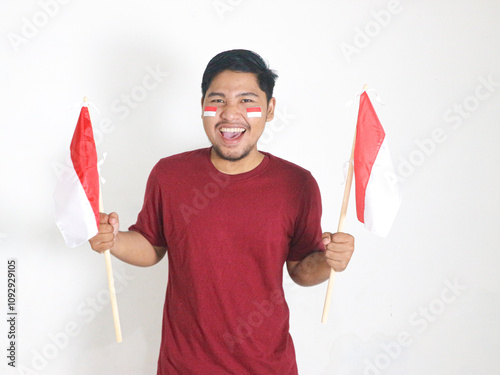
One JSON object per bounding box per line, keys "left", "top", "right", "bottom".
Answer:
{"left": 110, "top": 231, "right": 166, "bottom": 267}
{"left": 287, "top": 251, "right": 331, "bottom": 287}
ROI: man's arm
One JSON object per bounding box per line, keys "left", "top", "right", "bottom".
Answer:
{"left": 89, "top": 212, "right": 167, "bottom": 267}
{"left": 286, "top": 232, "right": 354, "bottom": 286}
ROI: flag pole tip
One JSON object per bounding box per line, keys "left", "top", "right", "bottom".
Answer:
{"left": 83, "top": 96, "right": 88, "bottom": 103}
{"left": 363, "top": 84, "right": 368, "bottom": 91}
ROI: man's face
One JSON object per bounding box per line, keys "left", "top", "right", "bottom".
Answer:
{"left": 201, "top": 70, "right": 275, "bottom": 162}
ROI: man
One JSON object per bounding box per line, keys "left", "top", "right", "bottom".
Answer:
{"left": 90, "top": 49, "right": 354, "bottom": 374}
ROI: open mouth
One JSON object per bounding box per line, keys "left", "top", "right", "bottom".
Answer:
{"left": 219, "top": 127, "right": 246, "bottom": 142}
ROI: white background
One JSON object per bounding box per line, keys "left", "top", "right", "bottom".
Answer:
{"left": 1, "top": 0, "right": 499, "bottom": 374}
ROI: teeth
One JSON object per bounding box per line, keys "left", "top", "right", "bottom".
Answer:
{"left": 220, "top": 128, "right": 245, "bottom": 133}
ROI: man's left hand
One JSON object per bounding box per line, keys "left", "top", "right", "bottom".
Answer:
{"left": 322, "top": 232, "right": 355, "bottom": 272}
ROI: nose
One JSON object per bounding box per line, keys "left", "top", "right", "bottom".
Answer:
{"left": 219, "top": 101, "right": 241, "bottom": 121}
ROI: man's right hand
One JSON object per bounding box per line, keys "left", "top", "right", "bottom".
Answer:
{"left": 89, "top": 212, "right": 120, "bottom": 253}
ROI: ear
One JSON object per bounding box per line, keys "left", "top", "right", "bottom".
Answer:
{"left": 265, "top": 97, "right": 276, "bottom": 122}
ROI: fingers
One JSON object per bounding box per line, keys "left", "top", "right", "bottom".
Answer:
{"left": 322, "top": 232, "right": 332, "bottom": 245}
{"left": 108, "top": 212, "right": 119, "bottom": 225}
{"left": 322, "top": 232, "right": 355, "bottom": 272}
{"left": 108, "top": 212, "right": 120, "bottom": 235}
{"left": 88, "top": 212, "right": 120, "bottom": 253}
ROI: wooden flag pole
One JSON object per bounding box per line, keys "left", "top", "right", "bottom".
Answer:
{"left": 99, "top": 187, "right": 123, "bottom": 343}
{"left": 321, "top": 131, "right": 355, "bottom": 323}
{"left": 321, "top": 84, "right": 366, "bottom": 324}
{"left": 86, "top": 97, "right": 122, "bottom": 343}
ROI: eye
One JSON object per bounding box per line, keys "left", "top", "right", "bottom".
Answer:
{"left": 241, "top": 98, "right": 253, "bottom": 103}
{"left": 211, "top": 99, "right": 225, "bottom": 103}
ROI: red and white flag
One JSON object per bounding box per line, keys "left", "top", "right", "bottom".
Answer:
{"left": 54, "top": 105, "right": 100, "bottom": 247}
{"left": 354, "top": 92, "right": 401, "bottom": 237}
{"left": 203, "top": 106, "right": 217, "bottom": 117}
{"left": 246, "top": 107, "right": 262, "bottom": 118}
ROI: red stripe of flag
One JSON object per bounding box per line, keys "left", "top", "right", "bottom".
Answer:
{"left": 70, "top": 106, "right": 100, "bottom": 229}
{"left": 353, "top": 91, "right": 401, "bottom": 237}
{"left": 354, "top": 92, "right": 385, "bottom": 224}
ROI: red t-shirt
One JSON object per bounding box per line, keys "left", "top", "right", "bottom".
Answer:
{"left": 129, "top": 148, "right": 324, "bottom": 375}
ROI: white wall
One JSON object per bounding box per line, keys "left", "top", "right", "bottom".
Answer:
{"left": 1, "top": 0, "right": 499, "bottom": 374}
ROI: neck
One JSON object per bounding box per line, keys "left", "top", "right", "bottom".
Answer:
{"left": 210, "top": 148, "right": 265, "bottom": 175}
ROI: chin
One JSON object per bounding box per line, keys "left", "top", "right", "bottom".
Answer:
{"left": 212, "top": 144, "right": 252, "bottom": 162}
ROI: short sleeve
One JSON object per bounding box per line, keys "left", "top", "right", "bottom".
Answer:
{"left": 287, "top": 173, "right": 325, "bottom": 261}
{"left": 129, "top": 164, "right": 167, "bottom": 248}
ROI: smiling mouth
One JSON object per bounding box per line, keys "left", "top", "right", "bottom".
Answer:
{"left": 220, "top": 127, "right": 246, "bottom": 141}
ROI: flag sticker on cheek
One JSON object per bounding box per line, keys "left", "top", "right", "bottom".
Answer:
{"left": 246, "top": 107, "right": 262, "bottom": 118}
{"left": 203, "top": 106, "right": 217, "bottom": 117}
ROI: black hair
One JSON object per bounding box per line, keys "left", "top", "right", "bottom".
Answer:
{"left": 201, "top": 49, "right": 278, "bottom": 103}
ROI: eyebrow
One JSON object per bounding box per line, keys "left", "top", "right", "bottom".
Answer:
{"left": 237, "top": 92, "right": 259, "bottom": 97}
{"left": 206, "top": 92, "right": 259, "bottom": 98}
